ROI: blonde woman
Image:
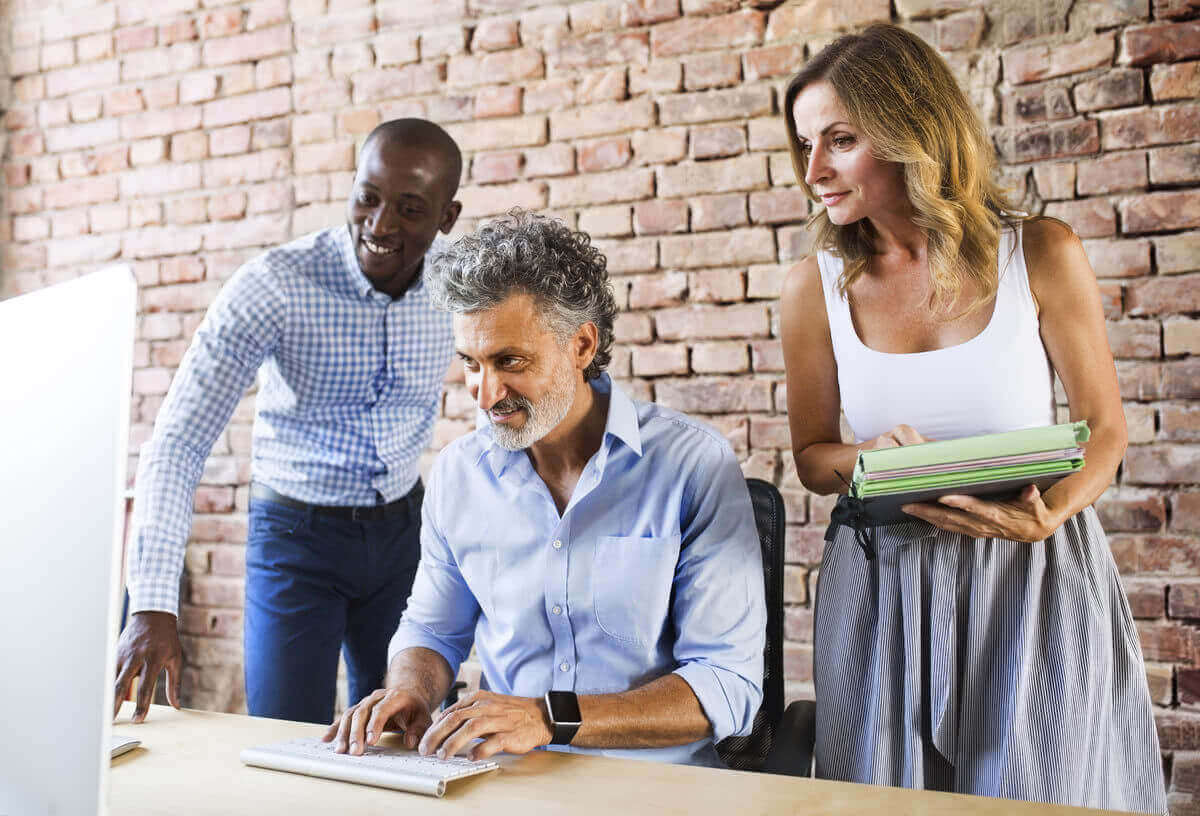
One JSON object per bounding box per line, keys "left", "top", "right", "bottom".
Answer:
{"left": 779, "top": 24, "right": 1166, "bottom": 812}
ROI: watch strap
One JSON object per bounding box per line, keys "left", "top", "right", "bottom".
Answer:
{"left": 549, "top": 721, "right": 580, "bottom": 745}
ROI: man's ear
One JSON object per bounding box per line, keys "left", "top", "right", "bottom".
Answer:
{"left": 573, "top": 322, "right": 598, "bottom": 372}
{"left": 439, "top": 200, "right": 463, "bottom": 234}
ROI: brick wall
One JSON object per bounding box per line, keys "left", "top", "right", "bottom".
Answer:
{"left": 2, "top": 0, "right": 1198, "bottom": 803}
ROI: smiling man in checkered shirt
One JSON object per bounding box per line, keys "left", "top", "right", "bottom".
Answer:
{"left": 113, "top": 119, "right": 464, "bottom": 726}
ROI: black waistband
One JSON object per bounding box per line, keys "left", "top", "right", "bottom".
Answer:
{"left": 250, "top": 481, "right": 421, "bottom": 522}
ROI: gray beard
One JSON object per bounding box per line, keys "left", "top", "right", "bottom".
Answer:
{"left": 490, "top": 364, "right": 578, "bottom": 451}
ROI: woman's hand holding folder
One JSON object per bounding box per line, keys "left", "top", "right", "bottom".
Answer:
{"left": 902, "top": 483, "right": 1063, "bottom": 544}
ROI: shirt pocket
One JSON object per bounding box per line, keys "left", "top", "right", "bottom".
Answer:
{"left": 592, "top": 534, "right": 681, "bottom": 646}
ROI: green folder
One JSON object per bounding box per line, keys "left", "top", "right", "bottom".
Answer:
{"left": 850, "top": 421, "right": 1090, "bottom": 523}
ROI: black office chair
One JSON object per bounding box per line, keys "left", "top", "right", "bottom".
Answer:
{"left": 715, "top": 477, "right": 785, "bottom": 772}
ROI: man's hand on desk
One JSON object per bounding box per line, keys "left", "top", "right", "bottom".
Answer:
{"left": 112, "top": 611, "right": 183, "bottom": 723}
{"left": 324, "top": 688, "right": 434, "bottom": 755}
{"left": 420, "top": 690, "right": 552, "bottom": 762}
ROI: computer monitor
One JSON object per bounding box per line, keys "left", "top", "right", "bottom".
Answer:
{"left": 0, "top": 266, "right": 136, "bottom": 816}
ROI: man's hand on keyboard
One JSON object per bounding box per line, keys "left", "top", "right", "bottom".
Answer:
{"left": 323, "top": 688, "right": 433, "bottom": 756}
{"left": 419, "top": 690, "right": 553, "bottom": 762}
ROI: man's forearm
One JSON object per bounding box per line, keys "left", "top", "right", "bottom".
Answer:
{"left": 384, "top": 647, "right": 456, "bottom": 712}
{"left": 570, "top": 673, "right": 711, "bottom": 749}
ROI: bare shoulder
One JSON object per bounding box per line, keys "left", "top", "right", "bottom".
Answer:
{"left": 1020, "top": 216, "right": 1097, "bottom": 311}
{"left": 780, "top": 255, "right": 823, "bottom": 313}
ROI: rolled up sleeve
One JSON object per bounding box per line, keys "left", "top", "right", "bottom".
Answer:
{"left": 388, "top": 470, "right": 481, "bottom": 676}
{"left": 669, "top": 442, "right": 766, "bottom": 742}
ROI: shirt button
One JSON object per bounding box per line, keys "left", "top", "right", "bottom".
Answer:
{"left": 552, "top": 605, "right": 562, "bottom": 615}
{"left": 559, "top": 662, "right": 570, "bottom": 672}
{"left": 552, "top": 539, "right": 563, "bottom": 549}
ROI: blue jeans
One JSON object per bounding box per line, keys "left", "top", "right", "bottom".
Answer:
{"left": 243, "top": 484, "right": 422, "bottom": 724}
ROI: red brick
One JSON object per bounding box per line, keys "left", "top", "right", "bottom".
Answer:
{"left": 45, "top": 233, "right": 122, "bottom": 268}
{"left": 576, "top": 68, "right": 627, "bottom": 105}
{"left": 691, "top": 341, "right": 749, "bottom": 374}
{"left": 1081, "top": 238, "right": 1152, "bottom": 278}
{"left": 547, "top": 168, "right": 653, "bottom": 207}
{"left": 116, "top": 25, "right": 157, "bottom": 53}
{"left": 295, "top": 9, "right": 374, "bottom": 49}
{"left": 1128, "top": 273, "right": 1200, "bottom": 315}
{"left": 373, "top": 32, "right": 419, "bottom": 67}
{"left": 448, "top": 48, "right": 542, "bottom": 88}
{"left": 45, "top": 60, "right": 120, "bottom": 98}
{"left": 1156, "top": 711, "right": 1200, "bottom": 750}
{"left": 548, "top": 31, "right": 649, "bottom": 71}
{"left": 1108, "top": 319, "right": 1161, "bottom": 358}
{"left": 1122, "top": 191, "right": 1200, "bottom": 233}
{"left": 620, "top": 0, "right": 679, "bottom": 26}
{"left": 658, "top": 155, "right": 768, "bottom": 198}
{"left": 43, "top": 176, "right": 119, "bottom": 209}
{"left": 1000, "top": 119, "right": 1099, "bottom": 163}
{"left": 78, "top": 32, "right": 115, "bottom": 61}
{"left": 160, "top": 18, "right": 197, "bottom": 45}
{"left": 120, "top": 106, "right": 202, "bottom": 140}
{"left": 1122, "top": 21, "right": 1200, "bottom": 66}
{"left": 292, "top": 141, "right": 351, "bottom": 175}
{"left": 200, "top": 9, "right": 243, "bottom": 39}
{"left": 578, "top": 204, "right": 632, "bottom": 238}
{"left": 119, "top": 163, "right": 202, "bottom": 198}
{"left": 1137, "top": 620, "right": 1195, "bottom": 662}
{"left": 475, "top": 86, "right": 523, "bottom": 119}
{"left": 4, "top": 163, "right": 31, "bottom": 188}
{"left": 683, "top": 52, "right": 740, "bottom": 91}
{"left": 161, "top": 256, "right": 206, "bottom": 284}
{"left": 202, "top": 87, "right": 291, "bottom": 128}
{"left": 457, "top": 181, "right": 547, "bottom": 218}
{"left": 1100, "top": 103, "right": 1200, "bottom": 150}
{"left": 549, "top": 98, "right": 654, "bottom": 141}
{"left": 690, "top": 193, "right": 747, "bottom": 231}
{"left": 524, "top": 143, "right": 574, "bottom": 178}
{"left": 444, "top": 116, "right": 546, "bottom": 152}
{"left": 352, "top": 64, "right": 443, "bottom": 104}
{"left": 578, "top": 137, "right": 631, "bottom": 173}
{"left": 41, "top": 41, "right": 76, "bottom": 71}
{"left": 613, "top": 311, "right": 652, "bottom": 343}
{"left": 1157, "top": 233, "right": 1200, "bottom": 274}
{"left": 1043, "top": 198, "right": 1116, "bottom": 238}
{"left": 568, "top": 0, "right": 620, "bottom": 33}
{"left": 256, "top": 56, "right": 291, "bottom": 89}
{"left": 203, "top": 148, "right": 289, "bottom": 187}
{"left": 689, "top": 268, "right": 744, "bottom": 302}
{"left": 750, "top": 188, "right": 808, "bottom": 225}
{"left": 523, "top": 78, "right": 575, "bottom": 113}
{"left": 658, "top": 85, "right": 772, "bottom": 126}
{"left": 1073, "top": 68, "right": 1145, "bottom": 113}
{"left": 655, "top": 302, "right": 769, "bottom": 341}
{"left": 1125, "top": 444, "right": 1200, "bottom": 484}
{"left": 691, "top": 125, "right": 745, "bottom": 160}
{"left": 1076, "top": 151, "right": 1147, "bottom": 195}
{"left": 13, "top": 76, "right": 46, "bottom": 104}
{"left": 1124, "top": 578, "right": 1168, "bottom": 618}
{"left": 1004, "top": 35, "right": 1114, "bottom": 84}
{"left": 170, "top": 131, "right": 208, "bottom": 162}
{"left": 634, "top": 199, "right": 688, "bottom": 235}
{"left": 202, "top": 212, "right": 290, "bottom": 251}
{"left": 201, "top": 24, "right": 290, "bottom": 67}
{"left": 1150, "top": 144, "right": 1200, "bottom": 184}
{"left": 1152, "top": 60, "right": 1200, "bottom": 101}
{"left": 743, "top": 43, "right": 804, "bottom": 81}
{"left": 419, "top": 25, "right": 468, "bottom": 59}
{"left": 43, "top": 4, "right": 117, "bottom": 41}
{"left": 208, "top": 125, "right": 250, "bottom": 157}
{"left": 655, "top": 376, "right": 772, "bottom": 413}
{"left": 54, "top": 211, "right": 90, "bottom": 239}
{"left": 629, "top": 272, "right": 687, "bottom": 309}
{"left": 472, "top": 152, "right": 522, "bottom": 184}
{"left": 750, "top": 336, "right": 785, "bottom": 370}
{"left": 653, "top": 9, "right": 762, "bottom": 58}
{"left": 165, "top": 194, "right": 206, "bottom": 226}
{"left": 1166, "top": 318, "right": 1200, "bottom": 355}
{"left": 764, "top": 0, "right": 888, "bottom": 39}
{"left": 472, "top": 17, "right": 519, "bottom": 51}
{"left": 1176, "top": 493, "right": 1200, "bottom": 532}
{"left": 632, "top": 127, "right": 687, "bottom": 165}
{"left": 336, "top": 108, "right": 378, "bottom": 136}
{"left": 631, "top": 343, "right": 688, "bottom": 376}
{"left": 143, "top": 79, "right": 180, "bottom": 109}
{"left": 630, "top": 61, "right": 682, "bottom": 95}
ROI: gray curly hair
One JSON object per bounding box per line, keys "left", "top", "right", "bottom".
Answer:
{"left": 426, "top": 209, "right": 617, "bottom": 381}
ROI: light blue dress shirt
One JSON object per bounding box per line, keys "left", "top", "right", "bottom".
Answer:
{"left": 389, "top": 374, "right": 766, "bottom": 766}
{"left": 127, "top": 226, "right": 454, "bottom": 614}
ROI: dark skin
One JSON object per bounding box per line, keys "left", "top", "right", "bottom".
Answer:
{"left": 113, "top": 133, "right": 462, "bottom": 723}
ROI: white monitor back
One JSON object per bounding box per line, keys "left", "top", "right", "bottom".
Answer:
{"left": 0, "top": 267, "right": 136, "bottom": 816}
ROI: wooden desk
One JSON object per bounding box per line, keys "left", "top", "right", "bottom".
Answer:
{"left": 109, "top": 702, "right": 1125, "bottom": 816}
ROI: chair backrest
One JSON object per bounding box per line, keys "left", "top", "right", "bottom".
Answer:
{"left": 716, "top": 477, "right": 785, "bottom": 771}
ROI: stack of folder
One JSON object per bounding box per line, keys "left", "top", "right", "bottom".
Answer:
{"left": 851, "top": 421, "right": 1090, "bottom": 524}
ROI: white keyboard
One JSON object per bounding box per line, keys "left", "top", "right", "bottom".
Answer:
{"left": 240, "top": 737, "right": 500, "bottom": 798}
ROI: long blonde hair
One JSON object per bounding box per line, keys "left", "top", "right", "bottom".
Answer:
{"left": 783, "top": 24, "right": 1019, "bottom": 313}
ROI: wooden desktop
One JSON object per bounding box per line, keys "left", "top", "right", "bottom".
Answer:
{"left": 109, "top": 702, "right": 1127, "bottom": 816}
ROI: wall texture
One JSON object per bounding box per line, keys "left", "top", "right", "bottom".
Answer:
{"left": 1, "top": 0, "right": 1198, "bottom": 805}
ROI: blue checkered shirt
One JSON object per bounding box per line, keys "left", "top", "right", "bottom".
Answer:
{"left": 127, "top": 226, "right": 455, "bottom": 615}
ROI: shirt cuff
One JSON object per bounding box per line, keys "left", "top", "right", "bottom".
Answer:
{"left": 673, "top": 661, "right": 750, "bottom": 743}
{"left": 387, "top": 620, "right": 467, "bottom": 680}
{"left": 125, "top": 578, "right": 181, "bottom": 617}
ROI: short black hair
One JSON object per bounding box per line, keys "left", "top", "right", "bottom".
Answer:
{"left": 363, "top": 118, "right": 463, "bottom": 201}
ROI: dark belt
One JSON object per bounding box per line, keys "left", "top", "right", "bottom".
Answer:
{"left": 250, "top": 481, "right": 421, "bottom": 522}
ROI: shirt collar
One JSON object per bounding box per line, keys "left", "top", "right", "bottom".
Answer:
{"left": 473, "top": 373, "right": 643, "bottom": 479}
{"left": 337, "top": 225, "right": 433, "bottom": 302}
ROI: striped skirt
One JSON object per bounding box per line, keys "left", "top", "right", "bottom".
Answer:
{"left": 813, "top": 506, "right": 1167, "bottom": 814}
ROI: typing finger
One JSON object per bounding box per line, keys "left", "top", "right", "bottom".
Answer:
{"left": 331, "top": 706, "right": 356, "bottom": 752}
{"left": 436, "top": 714, "right": 497, "bottom": 760}
{"left": 112, "top": 659, "right": 136, "bottom": 721}
{"left": 133, "top": 661, "right": 158, "bottom": 723}
{"left": 164, "top": 654, "right": 183, "bottom": 710}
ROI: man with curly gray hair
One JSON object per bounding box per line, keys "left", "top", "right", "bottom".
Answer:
{"left": 327, "top": 210, "right": 765, "bottom": 769}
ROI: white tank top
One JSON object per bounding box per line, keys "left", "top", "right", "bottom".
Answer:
{"left": 818, "top": 223, "right": 1055, "bottom": 443}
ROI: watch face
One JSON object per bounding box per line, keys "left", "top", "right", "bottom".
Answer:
{"left": 546, "top": 691, "right": 582, "bottom": 725}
